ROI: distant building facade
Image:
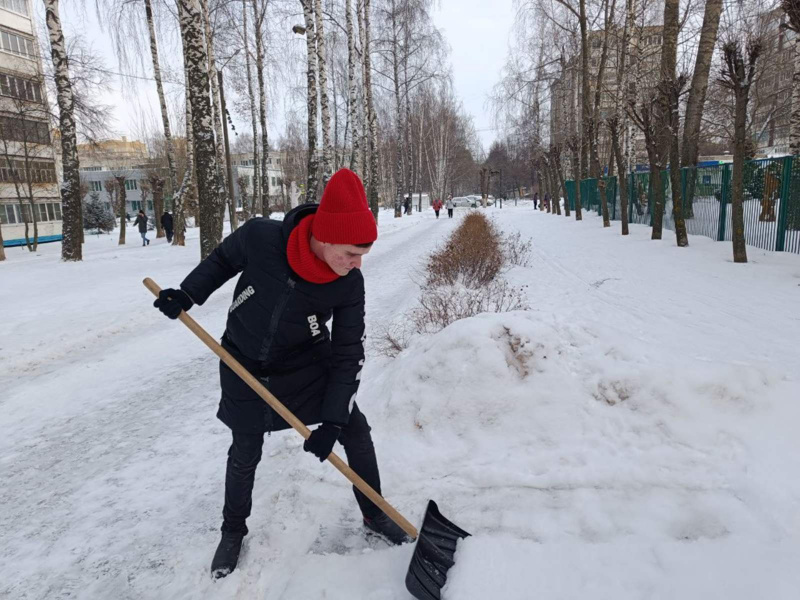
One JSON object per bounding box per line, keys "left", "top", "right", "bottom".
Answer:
{"left": 0, "top": 0, "right": 62, "bottom": 247}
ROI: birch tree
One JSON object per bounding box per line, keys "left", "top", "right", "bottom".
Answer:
{"left": 300, "top": 0, "right": 320, "bottom": 202}
{"left": 315, "top": 0, "right": 334, "bottom": 185}
{"left": 200, "top": 0, "right": 230, "bottom": 219}
{"left": 363, "top": 0, "right": 379, "bottom": 217}
{"left": 144, "top": 0, "right": 179, "bottom": 197}
{"left": 346, "top": 0, "right": 360, "bottom": 170}
{"left": 253, "top": 0, "right": 270, "bottom": 213}
{"left": 178, "top": 0, "right": 223, "bottom": 259}
{"left": 43, "top": 0, "right": 82, "bottom": 261}
{"left": 242, "top": 0, "right": 261, "bottom": 215}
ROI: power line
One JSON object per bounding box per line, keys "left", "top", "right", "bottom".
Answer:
{"left": 86, "top": 66, "right": 185, "bottom": 87}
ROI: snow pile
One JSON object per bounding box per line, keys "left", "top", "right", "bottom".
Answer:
{"left": 369, "top": 309, "right": 800, "bottom": 598}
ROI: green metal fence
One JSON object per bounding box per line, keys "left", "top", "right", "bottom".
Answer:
{"left": 564, "top": 156, "right": 800, "bottom": 254}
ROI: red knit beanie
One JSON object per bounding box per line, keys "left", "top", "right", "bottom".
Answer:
{"left": 311, "top": 168, "right": 378, "bottom": 245}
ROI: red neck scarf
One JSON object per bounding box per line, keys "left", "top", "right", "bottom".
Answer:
{"left": 287, "top": 214, "right": 340, "bottom": 284}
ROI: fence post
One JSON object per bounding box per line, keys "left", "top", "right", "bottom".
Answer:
{"left": 776, "top": 156, "right": 792, "bottom": 252}
{"left": 718, "top": 163, "right": 731, "bottom": 241}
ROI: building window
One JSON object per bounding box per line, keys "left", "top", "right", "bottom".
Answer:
{"left": 266, "top": 158, "right": 272, "bottom": 165}
{"left": 0, "top": 29, "right": 36, "bottom": 59}
{"left": 130, "top": 201, "right": 141, "bottom": 212}
{"left": 81, "top": 166, "right": 102, "bottom": 172}
{"left": 276, "top": 158, "right": 281, "bottom": 165}
{"left": 0, "top": 203, "right": 17, "bottom": 224}
{"left": 147, "top": 200, "right": 153, "bottom": 211}
{"left": 0, "top": 0, "right": 28, "bottom": 14}
{"left": 0, "top": 73, "right": 42, "bottom": 102}
{"left": 0, "top": 116, "right": 50, "bottom": 144}
{"left": 271, "top": 176, "right": 276, "bottom": 186}
{"left": 89, "top": 181, "right": 103, "bottom": 192}
{"left": 124, "top": 179, "right": 138, "bottom": 191}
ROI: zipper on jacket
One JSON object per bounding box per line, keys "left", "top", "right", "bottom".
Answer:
{"left": 259, "top": 277, "right": 296, "bottom": 361}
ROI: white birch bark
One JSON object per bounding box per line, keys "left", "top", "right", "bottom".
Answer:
{"left": 177, "top": 0, "right": 222, "bottom": 258}
{"left": 315, "top": 0, "right": 334, "bottom": 185}
{"left": 200, "top": 0, "right": 229, "bottom": 215}
{"left": 301, "top": 0, "right": 320, "bottom": 202}
{"left": 363, "top": 0, "right": 378, "bottom": 217}
{"left": 242, "top": 0, "right": 261, "bottom": 215}
{"left": 346, "top": 0, "right": 360, "bottom": 171}
{"left": 253, "top": 0, "right": 270, "bottom": 213}
{"left": 144, "top": 0, "right": 178, "bottom": 196}
{"left": 43, "top": 0, "right": 81, "bottom": 261}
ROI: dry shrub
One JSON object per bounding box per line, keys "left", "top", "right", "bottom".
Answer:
{"left": 503, "top": 231, "right": 532, "bottom": 268}
{"left": 426, "top": 212, "right": 505, "bottom": 288}
{"left": 378, "top": 212, "right": 533, "bottom": 354}
{"left": 412, "top": 280, "right": 529, "bottom": 334}
{"left": 371, "top": 321, "right": 414, "bottom": 358}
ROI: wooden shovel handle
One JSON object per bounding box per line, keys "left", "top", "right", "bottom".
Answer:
{"left": 144, "top": 277, "right": 418, "bottom": 539}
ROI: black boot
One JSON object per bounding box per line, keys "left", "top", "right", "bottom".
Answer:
{"left": 210, "top": 531, "right": 245, "bottom": 579}
{"left": 364, "top": 512, "right": 412, "bottom": 546}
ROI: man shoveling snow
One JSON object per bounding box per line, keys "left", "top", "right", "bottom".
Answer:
{"left": 153, "top": 169, "right": 410, "bottom": 579}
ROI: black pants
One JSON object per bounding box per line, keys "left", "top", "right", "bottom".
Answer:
{"left": 165, "top": 228, "right": 173, "bottom": 243}
{"left": 221, "top": 404, "right": 382, "bottom": 535}
{"left": 447, "top": 208, "right": 453, "bottom": 218}
{"left": 434, "top": 209, "right": 440, "bottom": 219}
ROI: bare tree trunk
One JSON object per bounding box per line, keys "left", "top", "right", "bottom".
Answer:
{"left": 201, "top": 0, "right": 229, "bottom": 222}
{"left": 178, "top": 0, "right": 223, "bottom": 259}
{"left": 44, "top": 0, "right": 82, "bottom": 261}
{"left": 301, "top": 0, "right": 320, "bottom": 203}
{"left": 144, "top": 0, "right": 178, "bottom": 196}
{"left": 315, "top": 0, "right": 334, "bottom": 185}
{"left": 242, "top": 0, "right": 261, "bottom": 216}
{"left": 659, "top": 0, "right": 688, "bottom": 246}
{"left": 390, "top": 0, "right": 403, "bottom": 218}
{"left": 253, "top": 0, "right": 270, "bottom": 213}
{"left": 363, "top": 0, "right": 379, "bottom": 219}
{"left": 117, "top": 176, "right": 127, "bottom": 245}
{"left": 347, "top": 0, "right": 360, "bottom": 170}
{"left": 731, "top": 88, "right": 748, "bottom": 263}
{"left": 172, "top": 66, "right": 193, "bottom": 246}
{"left": 579, "top": 0, "right": 591, "bottom": 178}
{"left": 792, "top": 38, "right": 800, "bottom": 154}
{"left": 680, "top": 0, "right": 722, "bottom": 218}
{"left": 610, "top": 119, "right": 629, "bottom": 235}
{"left": 151, "top": 177, "right": 165, "bottom": 237}
{"left": 570, "top": 140, "right": 583, "bottom": 220}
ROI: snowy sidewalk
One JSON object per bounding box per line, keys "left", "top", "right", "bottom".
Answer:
{"left": 1, "top": 206, "right": 799, "bottom": 599}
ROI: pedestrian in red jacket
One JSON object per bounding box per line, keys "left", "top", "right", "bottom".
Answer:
{"left": 432, "top": 198, "right": 443, "bottom": 218}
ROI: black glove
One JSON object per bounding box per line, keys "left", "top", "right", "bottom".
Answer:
{"left": 303, "top": 422, "right": 342, "bottom": 462}
{"left": 153, "top": 288, "right": 193, "bottom": 319}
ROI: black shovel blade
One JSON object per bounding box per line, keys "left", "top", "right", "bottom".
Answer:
{"left": 405, "top": 500, "right": 471, "bottom": 600}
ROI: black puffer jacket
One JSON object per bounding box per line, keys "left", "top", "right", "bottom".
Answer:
{"left": 180, "top": 204, "right": 366, "bottom": 433}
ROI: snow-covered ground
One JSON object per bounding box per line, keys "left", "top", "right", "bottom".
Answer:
{"left": 2, "top": 206, "right": 799, "bottom": 599}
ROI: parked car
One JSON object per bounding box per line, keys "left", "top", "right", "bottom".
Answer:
{"left": 452, "top": 196, "right": 475, "bottom": 208}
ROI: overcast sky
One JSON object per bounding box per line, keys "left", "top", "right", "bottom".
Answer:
{"left": 44, "top": 0, "right": 515, "bottom": 154}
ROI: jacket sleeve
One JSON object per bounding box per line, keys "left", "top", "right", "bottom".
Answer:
{"left": 321, "top": 274, "right": 366, "bottom": 426}
{"left": 179, "top": 220, "right": 251, "bottom": 305}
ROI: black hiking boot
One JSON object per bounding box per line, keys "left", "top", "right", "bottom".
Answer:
{"left": 210, "top": 531, "right": 245, "bottom": 579}
{"left": 363, "top": 512, "right": 412, "bottom": 546}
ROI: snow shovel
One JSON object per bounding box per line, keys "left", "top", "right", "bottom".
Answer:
{"left": 144, "top": 278, "right": 469, "bottom": 599}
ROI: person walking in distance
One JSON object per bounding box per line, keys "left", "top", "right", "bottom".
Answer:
{"left": 161, "top": 210, "right": 174, "bottom": 243}
{"left": 134, "top": 210, "right": 150, "bottom": 246}
{"left": 432, "top": 198, "right": 442, "bottom": 219}
{"left": 153, "top": 168, "right": 410, "bottom": 580}
{"left": 445, "top": 195, "right": 454, "bottom": 218}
